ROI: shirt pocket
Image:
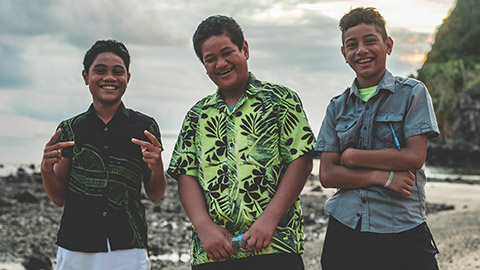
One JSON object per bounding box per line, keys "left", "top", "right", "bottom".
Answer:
{"left": 372, "top": 113, "right": 404, "bottom": 149}
{"left": 335, "top": 119, "right": 358, "bottom": 152}
{"left": 247, "top": 134, "right": 278, "bottom": 166}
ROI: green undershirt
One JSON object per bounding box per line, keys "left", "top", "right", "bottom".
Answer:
{"left": 359, "top": 85, "right": 378, "bottom": 102}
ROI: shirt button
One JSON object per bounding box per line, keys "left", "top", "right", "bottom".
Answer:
{"left": 103, "top": 145, "right": 109, "bottom": 151}
{"left": 104, "top": 127, "right": 109, "bottom": 132}
{"left": 102, "top": 211, "right": 107, "bottom": 217}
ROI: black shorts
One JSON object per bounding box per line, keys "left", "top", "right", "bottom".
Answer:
{"left": 321, "top": 216, "right": 439, "bottom": 270}
{"left": 192, "top": 253, "right": 304, "bottom": 270}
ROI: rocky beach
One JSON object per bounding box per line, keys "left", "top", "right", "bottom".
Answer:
{"left": 0, "top": 164, "right": 479, "bottom": 270}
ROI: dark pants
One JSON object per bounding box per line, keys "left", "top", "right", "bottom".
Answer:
{"left": 321, "top": 216, "right": 439, "bottom": 270}
{"left": 192, "top": 253, "right": 304, "bottom": 270}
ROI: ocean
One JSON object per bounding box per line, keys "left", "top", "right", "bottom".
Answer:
{"left": 1, "top": 134, "right": 479, "bottom": 182}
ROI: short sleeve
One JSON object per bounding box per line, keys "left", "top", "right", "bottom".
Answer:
{"left": 315, "top": 101, "right": 341, "bottom": 154}
{"left": 278, "top": 90, "right": 316, "bottom": 163}
{"left": 167, "top": 109, "right": 199, "bottom": 180}
{"left": 147, "top": 118, "right": 163, "bottom": 151}
{"left": 404, "top": 83, "right": 440, "bottom": 140}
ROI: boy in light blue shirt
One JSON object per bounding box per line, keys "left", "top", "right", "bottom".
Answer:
{"left": 315, "top": 7, "right": 440, "bottom": 270}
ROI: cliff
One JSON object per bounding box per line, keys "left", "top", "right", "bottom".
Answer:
{"left": 416, "top": 0, "right": 480, "bottom": 166}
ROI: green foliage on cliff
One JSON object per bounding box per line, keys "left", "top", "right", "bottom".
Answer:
{"left": 417, "top": 0, "right": 480, "bottom": 147}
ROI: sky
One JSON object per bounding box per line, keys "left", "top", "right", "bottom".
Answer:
{"left": 0, "top": 0, "right": 457, "bottom": 165}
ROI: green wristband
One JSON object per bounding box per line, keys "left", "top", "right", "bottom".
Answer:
{"left": 384, "top": 171, "right": 395, "bottom": 187}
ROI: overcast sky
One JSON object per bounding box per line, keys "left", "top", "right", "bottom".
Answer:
{"left": 0, "top": 0, "right": 456, "bottom": 164}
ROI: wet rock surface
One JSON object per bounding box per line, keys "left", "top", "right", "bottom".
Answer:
{"left": 0, "top": 166, "right": 454, "bottom": 269}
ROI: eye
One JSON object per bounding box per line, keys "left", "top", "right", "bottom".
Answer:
{"left": 366, "top": 39, "right": 377, "bottom": 44}
{"left": 93, "top": 68, "right": 106, "bottom": 74}
{"left": 345, "top": 42, "right": 357, "bottom": 48}
{"left": 222, "top": 50, "right": 233, "bottom": 57}
{"left": 113, "top": 69, "right": 125, "bottom": 76}
{"left": 204, "top": 57, "right": 215, "bottom": 64}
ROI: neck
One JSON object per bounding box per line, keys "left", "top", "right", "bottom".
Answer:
{"left": 93, "top": 101, "right": 121, "bottom": 124}
{"left": 357, "top": 70, "right": 386, "bottom": 89}
{"left": 221, "top": 89, "right": 245, "bottom": 107}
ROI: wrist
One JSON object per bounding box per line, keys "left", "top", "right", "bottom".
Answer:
{"left": 384, "top": 171, "right": 395, "bottom": 187}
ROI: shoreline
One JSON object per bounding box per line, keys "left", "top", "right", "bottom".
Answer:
{"left": 1, "top": 169, "right": 479, "bottom": 269}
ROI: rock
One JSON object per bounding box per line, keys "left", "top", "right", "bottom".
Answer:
{"left": 15, "top": 191, "right": 39, "bottom": 203}
{"left": 32, "top": 172, "right": 43, "bottom": 184}
{"left": 22, "top": 251, "right": 52, "bottom": 270}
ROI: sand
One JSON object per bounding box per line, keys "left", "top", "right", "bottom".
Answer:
{"left": 425, "top": 182, "right": 480, "bottom": 270}
{"left": 1, "top": 168, "right": 479, "bottom": 270}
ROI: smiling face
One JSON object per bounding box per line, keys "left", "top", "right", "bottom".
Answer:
{"left": 82, "top": 52, "right": 130, "bottom": 107}
{"left": 201, "top": 34, "right": 250, "bottom": 97}
{"left": 341, "top": 23, "right": 393, "bottom": 88}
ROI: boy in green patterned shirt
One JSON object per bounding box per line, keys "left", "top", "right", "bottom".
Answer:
{"left": 168, "top": 15, "right": 315, "bottom": 269}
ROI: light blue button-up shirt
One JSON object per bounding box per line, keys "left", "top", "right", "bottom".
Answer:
{"left": 315, "top": 70, "right": 440, "bottom": 233}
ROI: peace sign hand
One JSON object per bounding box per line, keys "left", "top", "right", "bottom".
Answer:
{"left": 41, "top": 129, "right": 75, "bottom": 174}
{"left": 131, "top": 130, "right": 164, "bottom": 172}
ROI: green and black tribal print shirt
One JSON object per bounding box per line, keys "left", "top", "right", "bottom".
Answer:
{"left": 55, "top": 103, "right": 161, "bottom": 252}
{"left": 168, "top": 73, "right": 316, "bottom": 265}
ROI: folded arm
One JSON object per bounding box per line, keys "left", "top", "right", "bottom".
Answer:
{"left": 320, "top": 151, "right": 415, "bottom": 196}
{"left": 340, "top": 134, "right": 428, "bottom": 171}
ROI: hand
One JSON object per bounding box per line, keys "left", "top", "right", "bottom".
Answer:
{"left": 131, "top": 130, "right": 163, "bottom": 172}
{"left": 384, "top": 170, "right": 415, "bottom": 196}
{"left": 41, "top": 129, "right": 74, "bottom": 174}
{"left": 241, "top": 215, "right": 276, "bottom": 253}
{"left": 196, "top": 223, "right": 236, "bottom": 261}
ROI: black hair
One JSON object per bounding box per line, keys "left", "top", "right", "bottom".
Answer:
{"left": 83, "top": 39, "right": 130, "bottom": 73}
{"left": 192, "top": 15, "right": 244, "bottom": 62}
{"left": 339, "top": 7, "right": 388, "bottom": 43}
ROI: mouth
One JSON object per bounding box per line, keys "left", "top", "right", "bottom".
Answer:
{"left": 100, "top": 85, "right": 118, "bottom": 90}
{"left": 356, "top": 58, "right": 373, "bottom": 65}
{"left": 217, "top": 68, "right": 233, "bottom": 76}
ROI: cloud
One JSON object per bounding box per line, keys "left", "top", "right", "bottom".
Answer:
{"left": 0, "top": 42, "right": 30, "bottom": 88}
{"left": 0, "top": 0, "right": 190, "bottom": 49}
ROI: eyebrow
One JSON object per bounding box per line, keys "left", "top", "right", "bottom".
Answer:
{"left": 344, "top": 33, "right": 379, "bottom": 44}
{"left": 92, "top": 64, "right": 125, "bottom": 69}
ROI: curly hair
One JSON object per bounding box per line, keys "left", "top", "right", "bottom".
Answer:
{"left": 339, "top": 7, "right": 388, "bottom": 43}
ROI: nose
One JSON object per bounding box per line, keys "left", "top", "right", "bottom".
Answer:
{"left": 216, "top": 56, "right": 228, "bottom": 69}
{"left": 103, "top": 71, "right": 116, "bottom": 81}
{"left": 357, "top": 42, "right": 369, "bottom": 55}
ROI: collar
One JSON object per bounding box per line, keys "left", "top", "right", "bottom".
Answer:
{"left": 202, "top": 72, "right": 263, "bottom": 109}
{"left": 86, "top": 102, "right": 129, "bottom": 120}
{"left": 348, "top": 70, "right": 396, "bottom": 100}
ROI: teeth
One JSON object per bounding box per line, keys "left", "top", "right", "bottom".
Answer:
{"left": 218, "top": 68, "right": 233, "bottom": 75}
{"left": 358, "top": 58, "right": 372, "bottom": 64}
{"left": 102, "top": 86, "right": 116, "bottom": 90}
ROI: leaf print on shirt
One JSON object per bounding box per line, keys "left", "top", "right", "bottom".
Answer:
{"left": 279, "top": 92, "right": 300, "bottom": 136}
{"left": 204, "top": 115, "right": 227, "bottom": 162}
{"left": 239, "top": 175, "right": 269, "bottom": 218}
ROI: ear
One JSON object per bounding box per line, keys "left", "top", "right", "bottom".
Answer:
{"left": 242, "top": 40, "right": 249, "bottom": 60}
{"left": 385, "top": 37, "right": 393, "bottom": 55}
{"left": 127, "top": 72, "right": 131, "bottom": 84}
{"left": 82, "top": 70, "right": 89, "bottom": 85}
{"left": 341, "top": 46, "right": 347, "bottom": 63}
